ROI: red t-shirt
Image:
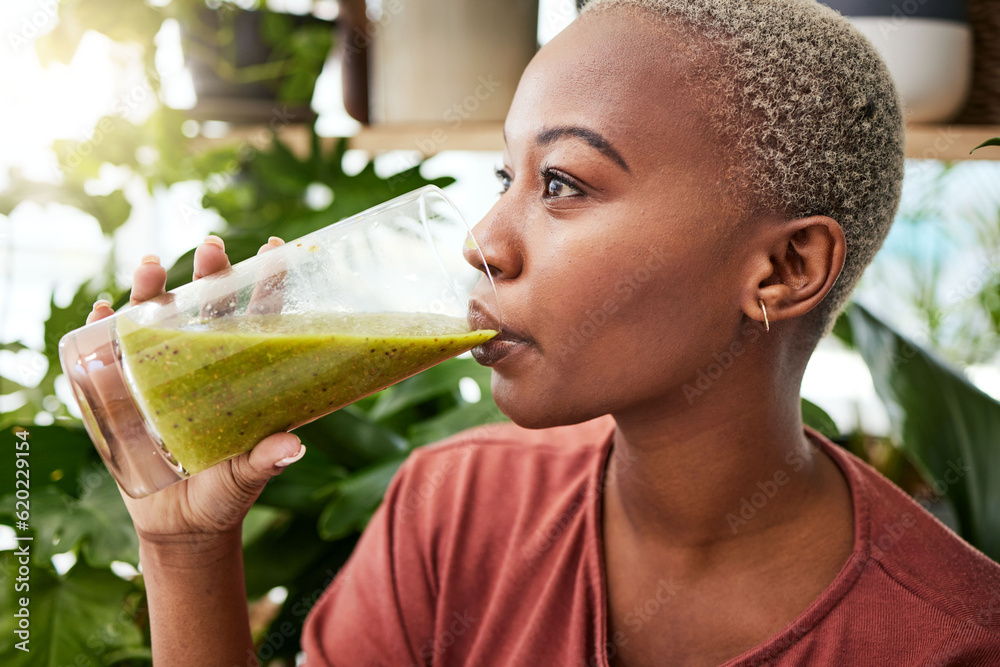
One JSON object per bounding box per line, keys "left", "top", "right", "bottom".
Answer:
{"left": 301, "top": 417, "right": 1000, "bottom": 666}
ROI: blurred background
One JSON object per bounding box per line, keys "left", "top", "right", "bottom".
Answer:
{"left": 1, "top": 0, "right": 999, "bottom": 664}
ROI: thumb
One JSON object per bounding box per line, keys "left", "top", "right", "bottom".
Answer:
{"left": 230, "top": 433, "right": 305, "bottom": 490}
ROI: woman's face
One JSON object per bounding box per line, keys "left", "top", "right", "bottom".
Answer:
{"left": 468, "top": 9, "right": 754, "bottom": 428}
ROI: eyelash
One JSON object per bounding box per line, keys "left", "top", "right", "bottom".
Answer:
{"left": 494, "top": 166, "right": 583, "bottom": 199}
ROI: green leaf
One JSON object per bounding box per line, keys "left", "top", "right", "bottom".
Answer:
{"left": 242, "top": 505, "right": 287, "bottom": 547}
{"left": 257, "top": 446, "right": 347, "bottom": 511}
{"left": 34, "top": 18, "right": 87, "bottom": 67}
{"left": 37, "top": 283, "right": 104, "bottom": 402}
{"left": 54, "top": 0, "right": 164, "bottom": 49}
{"left": 0, "top": 424, "right": 98, "bottom": 501}
{"left": 296, "top": 406, "right": 408, "bottom": 470}
{"left": 260, "top": 12, "right": 295, "bottom": 46}
{"left": 52, "top": 115, "right": 147, "bottom": 178}
{"left": 0, "top": 559, "right": 144, "bottom": 665}
{"left": 408, "top": 399, "right": 509, "bottom": 448}
{"left": 91, "top": 190, "right": 133, "bottom": 235}
{"left": 246, "top": 536, "right": 356, "bottom": 660}
{"left": 9, "top": 466, "right": 140, "bottom": 568}
{"left": 318, "top": 457, "right": 406, "bottom": 540}
{"left": 801, "top": 398, "right": 839, "bottom": 439}
{"left": 369, "top": 358, "right": 490, "bottom": 421}
{"left": 242, "top": 513, "right": 344, "bottom": 598}
{"left": 841, "top": 303, "right": 1000, "bottom": 560}
{"left": 830, "top": 309, "right": 853, "bottom": 348}
{"left": 970, "top": 137, "right": 1000, "bottom": 154}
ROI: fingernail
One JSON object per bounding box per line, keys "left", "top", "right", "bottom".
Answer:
{"left": 275, "top": 443, "right": 305, "bottom": 468}
{"left": 204, "top": 235, "right": 225, "bottom": 251}
{"left": 141, "top": 254, "right": 160, "bottom": 265}
{"left": 267, "top": 236, "right": 284, "bottom": 246}
{"left": 93, "top": 299, "right": 112, "bottom": 309}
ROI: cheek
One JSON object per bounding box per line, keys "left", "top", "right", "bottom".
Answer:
{"left": 542, "top": 241, "right": 741, "bottom": 382}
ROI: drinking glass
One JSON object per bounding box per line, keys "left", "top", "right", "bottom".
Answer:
{"left": 58, "top": 185, "right": 500, "bottom": 497}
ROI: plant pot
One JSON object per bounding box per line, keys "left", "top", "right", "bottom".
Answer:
{"left": 822, "top": 0, "right": 972, "bottom": 123}
{"left": 359, "top": 0, "right": 538, "bottom": 129}
{"left": 182, "top": 8, "right": 335, "bottom": 124}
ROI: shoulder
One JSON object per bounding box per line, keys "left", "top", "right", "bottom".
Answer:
{"left": 390, "top": 416, "right": 615, "bottom": 521}
{"left": 382, "top": 416, "right": 613, "bottom": 583}
{"left": 818, "top": 429, "right": 1000, "bottom": 640}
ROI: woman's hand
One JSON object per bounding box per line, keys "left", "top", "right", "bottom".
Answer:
{"left": 89, "top": 235, "right": 304, "bottom": 545}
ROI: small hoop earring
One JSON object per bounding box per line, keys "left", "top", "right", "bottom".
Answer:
{"left": 758, "top": 299, "right": 770, "bottom": 333}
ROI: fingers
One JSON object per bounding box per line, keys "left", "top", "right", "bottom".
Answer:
{"left": 88, "top": 252, "right": 166, "bottom": 323}
{"left": 87, "top": 299, "right": 115, "bottom": 324}
{"left": 257, "top": 236, "right": 285, "bottom": 255}
{"left": 129, "top": 255, "right": 168, "bottom": 305}
{"left": 248, "top": 237, "right": 287, "bottom": 316}
{"left": 228, "top": 433, "right": 305, "bottom": 492}
{"left": 193, "top": 235, "right": 231, "bottom": 280}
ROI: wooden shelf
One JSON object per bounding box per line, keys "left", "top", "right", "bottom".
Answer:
{"left": 345, "top": 123, "right": 1000, "bottom": 161}
{"left": 350, "top": 122, "right": 505, "bottom": 154}
{"left": 196, "top": 122, "right": 1000, "bottom": 162}
{"left": 905, "top": 124, "right": 1000, "bottom": 161}
{"left": 191, "top": 121, "right": 504, "bottom": 158}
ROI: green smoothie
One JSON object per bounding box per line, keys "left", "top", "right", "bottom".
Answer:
{"left": 116, "top": 312, "right": 496, "bottom": 473}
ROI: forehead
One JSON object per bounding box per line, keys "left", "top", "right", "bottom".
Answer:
{"left": 504, "top": 8, "right": 714, "bottom": 170}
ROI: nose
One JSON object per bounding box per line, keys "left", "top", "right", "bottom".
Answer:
{"left": 462, "top": 199, "right": 523, "bottom": 281}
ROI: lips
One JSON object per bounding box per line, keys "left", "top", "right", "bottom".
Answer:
{"left": 467, "top": 300, "right": 529, "bottom": 367}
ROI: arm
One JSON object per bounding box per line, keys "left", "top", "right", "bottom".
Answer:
{"left": 140, "top": 532, "right": 254, "bottom": 667}
{"left": 89, "top": 236, "right": 304, "bottom": 665}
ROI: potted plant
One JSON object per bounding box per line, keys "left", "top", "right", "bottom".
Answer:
{"left": 822, "top": 0, "right": 972, "bottom": 123}
{"left": 174, "top": 1, "right": 336, "bottom": 124}
{"left": 359, "top": 0, "right": 539, "bottom": 126}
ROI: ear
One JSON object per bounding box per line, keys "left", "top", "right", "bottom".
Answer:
{"left": 742, "top": 215, "right": 846, "bottom": 328}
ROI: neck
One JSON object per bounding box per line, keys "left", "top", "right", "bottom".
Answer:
{"left": 605, "top": 347, "right": 828, "bottom": 551}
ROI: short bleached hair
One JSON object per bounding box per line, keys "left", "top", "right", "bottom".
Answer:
{"left": 581, "top": 0, "right": 905, "bottom": 341}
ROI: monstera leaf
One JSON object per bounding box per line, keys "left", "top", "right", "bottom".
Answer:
{"left": 837, "top": 303, "right": 1000, "bottom": 560}
{"left": 0, "top": 560, "right": 146, "bottom": 666}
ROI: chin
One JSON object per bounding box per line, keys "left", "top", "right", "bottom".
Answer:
{"left": 492, "top": 380, "right": 603, "bottom": 431}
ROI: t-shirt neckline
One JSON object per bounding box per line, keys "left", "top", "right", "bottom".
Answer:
{"left": 589, "top": 423, "right": 872, "bottom": 667}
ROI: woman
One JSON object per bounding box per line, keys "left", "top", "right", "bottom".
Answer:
{"left": 90, "top": 0, "right": 1000, "bottom": 665}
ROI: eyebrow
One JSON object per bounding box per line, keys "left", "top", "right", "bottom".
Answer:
{"left": 539, "top": 126, "right": 631, "bottom": 173}
{"left": 504, "top": 125, "right": 632, "bottom": 174}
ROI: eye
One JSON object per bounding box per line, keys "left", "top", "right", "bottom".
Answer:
{"left": 540, "top": 168, "right": 582, "bottom": 199}
{"left": 494, "top": 167, "right": 512, "bottom": 195}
